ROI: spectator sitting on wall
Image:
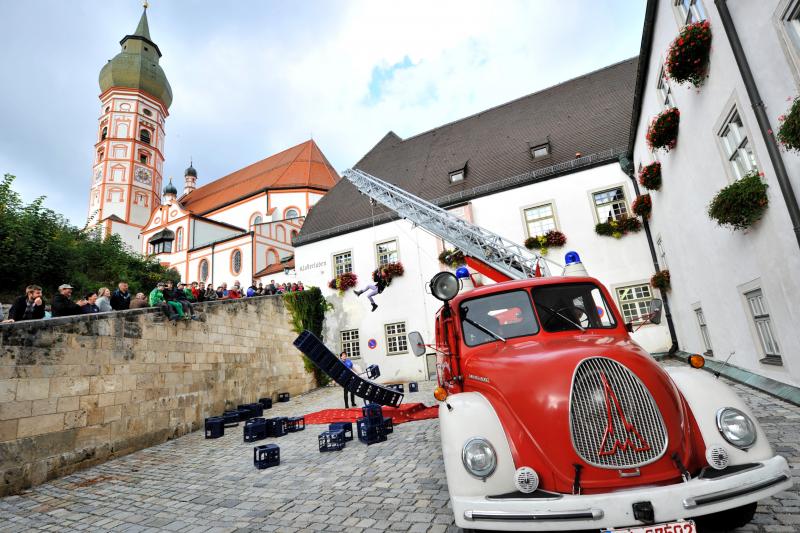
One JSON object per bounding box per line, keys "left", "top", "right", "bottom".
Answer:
{"left": 266, "top": 280, "right": 277, "bottom": 295}
{"left": 229, "top": 281, "right": 243, "bottom": 299}
{"left": 162, "top": 281, "right": 186, "bottom": 319}
{"left": 177, "top": 282, "right": 198, "bottom": 319}
{"left": 149, "top": 282, "right": 181, "bottom": 322}
{"left": 96, "top": 287, "right": 112, "bottom": 312}
{"left": 52, "top": 284, "right": 88, "bottom": 317}
{"left": 217, "top": 282, "right": 229, "bottom": 299}
{"left": 4, "top": 284, "right": 46, "bottom": 323}
{"left": 246, "top": 282, "right": 257, "bottom": 297}
{"left": 129, "top": 292, "right": 149, "bottom": 309}
{"left": 165, "top": 281, "right": 191, "bottom": 319}
{"left": 191, "top": 282, "right": 203, "bottom": 302}
{"left": 297, "top": 282, "right": 305, "bottom": 291}
{"left": 256, "top": 282, "right": 264, "bottom": 295}
{"left": 82, "top": 292, "right": 100, "bottom": 314}
{"left": 204, "top": 285, "right": 218, "bottom": 300}
{"left": 110, "top": 281, "right": 131, "bottom": 311}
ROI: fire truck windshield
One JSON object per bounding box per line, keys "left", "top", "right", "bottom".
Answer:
{"left": 458, "top": 290, "right": 539, "bottom": 347}
{"left": 531, "top": 282, "right": 617, "bottom": 332}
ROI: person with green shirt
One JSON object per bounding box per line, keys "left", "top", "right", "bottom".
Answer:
{"left": 149, "top": 281, "right": 182, "bottom": 321}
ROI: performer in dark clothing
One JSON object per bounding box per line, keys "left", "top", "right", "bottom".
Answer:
{"left": 340, "top": 351, "right": 357, "bottom": 408}
{"left": 354, "top": 269, "right": 388, "bottom": 312}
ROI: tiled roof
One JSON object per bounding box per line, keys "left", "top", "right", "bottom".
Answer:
{"left": 298, "top": 58, "right": 638, "bottom": 244}
{"left": 181, "top": 140, "right": 339, "bottom": 215}
{"left": 254, "top": 257, "right": 295, "bottom": 278}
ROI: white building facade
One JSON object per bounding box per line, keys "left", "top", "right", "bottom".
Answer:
{"left": 630, "top": 0, "right": 800, "bottom": 386}
{"left": 297, "top": 60, "right": 673, "bottom": 383}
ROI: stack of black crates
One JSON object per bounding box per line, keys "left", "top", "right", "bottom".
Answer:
{"left": 356, "top": 403, "right": 391, "bottom": 445}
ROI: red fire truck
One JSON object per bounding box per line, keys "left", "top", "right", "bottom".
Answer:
{"left": 343, "top": 168, "right": 792, "bottom": 532}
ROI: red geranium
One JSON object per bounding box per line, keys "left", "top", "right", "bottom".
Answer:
{"left": 666, "top": 20, "right": 712, "bottom": 87}
{"left": 639, "top": 162, "right": 662, "bottom": 191}
{"left": 646, "top": 108, "right": 680, "bottom": 152}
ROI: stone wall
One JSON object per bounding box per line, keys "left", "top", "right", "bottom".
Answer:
{"left": 0, "top": 296, "right": 316, "bottom": 496}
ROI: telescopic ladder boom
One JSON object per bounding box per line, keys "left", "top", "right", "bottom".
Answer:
{"left": 344, "top": 168, "right": 550, "bottom": 280}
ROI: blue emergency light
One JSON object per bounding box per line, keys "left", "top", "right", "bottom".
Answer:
{"left": 455, "top": 266, "right": 470, "bottom": 279}
{"left": 564, "top": 251, "right": 581, "bottom": 265}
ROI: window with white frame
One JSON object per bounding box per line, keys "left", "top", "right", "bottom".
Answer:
{"left": 340, "top": 329, "right": 360, "bottom": 359}
{"left": 744, "top": 289, "right": 781, "bottom": 361}
{"left": 385, "top": 322, "right": 408, "bottom": 355}
{"left": 695, "top": 307, "right": 713, "bottom": 355}
{"left": 333, "top": 251, "right": 352, "bottom": 276}
{"left": 376, "top": 239, "right": 398, "bottom": 266}
{"left": 593, "top": 187, "right": 628, "bottom": 222}
{"left": 719, "top": 109, "right": 758, "bottom": 180}
{"left": 777, "top": 1, "right": 800, "bottom": 81}
{"left": 674, "top": 0, "right": 706, "bottom": 25}
{"left": 657, "top": 65, "right": 676, "bottom": 108}
{"left": 616, "top": 284, "right": 654, "bottom": 324}
{"left": 523, "top": 203, "right": 557, "bottom": 237}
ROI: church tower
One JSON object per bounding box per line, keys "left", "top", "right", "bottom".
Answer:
{"left": 87, "top": 5, "right": 172, "bottom": 250}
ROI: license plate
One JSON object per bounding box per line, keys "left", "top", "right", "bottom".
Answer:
{"left": 604, "top": 520, "right": 696, "bottom": 533}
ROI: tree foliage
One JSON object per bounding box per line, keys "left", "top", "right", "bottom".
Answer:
{"left": 0, "top": 173, "right": 179, "bottom": 301}
{"left": 283, "top": 287, "right": 333, "bottom": 387}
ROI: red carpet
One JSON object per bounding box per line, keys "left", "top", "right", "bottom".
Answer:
{"left": 304, "top": 402, "right": 439, "bottom": 425}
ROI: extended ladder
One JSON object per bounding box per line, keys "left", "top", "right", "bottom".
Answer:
{"left": 344, "top": 168, "right": 551, "bottom": 279}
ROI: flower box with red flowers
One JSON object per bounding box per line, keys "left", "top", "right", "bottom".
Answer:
{"left": 707, "top": 170, "right": 769, "bottom": 231}
{"left": 666, "top": 20, "right": 712, "bottom": 87}
{"left": 639, "top": 162, "right": 662, "bottom": 191}
{"left": 650, "top": 270, "right": 671, "bottom": 292}
{"left": 632, "top": 194, "right": 653, "bottom": 219}
{"left": 647, "top": 108, "right": 680, "bottom": 152}
{"left": 328, "top": 272, "right": 358, "bottom": 294}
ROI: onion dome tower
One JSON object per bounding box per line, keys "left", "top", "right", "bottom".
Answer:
{"left": 87, "top": 3, "right": 172, "bottom": 250}
{"left": 184, "top": 161, "right": 197, "bottom": 194}
{"left": 163, "top": 178, "right": 178, "bottom": 204}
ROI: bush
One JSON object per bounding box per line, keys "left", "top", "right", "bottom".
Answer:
{"left": 707, "top": 170, "right": 769, "bottom": 231}
{"left": 650, "top": 270, "right": 671, "bottom": 292}
{"left": 665, "top": 20, "right": 712, "bottom": 87}
{"left": 639, "top": 162, "right": 662, "bottom": 191}
{"left": 647, "top": 108, "right": 681, "bottom": 152}
{"left": 595, "top": 215, "right": 643, "bottom": 239}
{"left": 777, "top": 97, "right": 800, "bottom": 152}
{"left": 0, "top": 173, "right": 179, "bottom": 302}
{"left": 632, "top": 194, "right": 653, "bottom": 219}
{"left": 438, "top": 249, "right": 465, "bottom": 268}
{"left": 283, "top": 287, "right": 333, "bottom": 387}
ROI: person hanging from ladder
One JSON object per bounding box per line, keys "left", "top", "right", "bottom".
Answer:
{"left": 354, "top": 266, "right": 389, "bottom": 312}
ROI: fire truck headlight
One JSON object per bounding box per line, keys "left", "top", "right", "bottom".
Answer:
{"left": 430, "top": 272, "right": 459, "bottom": 302}
{"left": 462, "top": 437, "right": 497, "bottom": 479}
{"left": 716, "top": 407, "right": 757, "bottom": 449}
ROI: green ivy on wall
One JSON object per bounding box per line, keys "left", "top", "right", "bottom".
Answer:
{"left": 283, "top": 287, "right": 334, "bottom": 386}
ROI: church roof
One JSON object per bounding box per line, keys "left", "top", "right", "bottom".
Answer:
{"left": 180, "top": 139, "right": 340, "bottom": 215}
{"left": 297, "top": 58, "right": 638, "bottom": 245}
{"left": 99, "top": 7, "right": 172, "bottom": 108}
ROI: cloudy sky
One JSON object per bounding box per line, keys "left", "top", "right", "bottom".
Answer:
{"left": 0, "top": 1, "right": 646, "bottom": 226}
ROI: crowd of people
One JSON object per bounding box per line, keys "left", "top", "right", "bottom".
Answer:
{"left": 0, "top": 279, "right": 307, "bottom": 324}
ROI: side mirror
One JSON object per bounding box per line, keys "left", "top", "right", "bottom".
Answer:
{"left": 648, "top": 299, "right": 663, "bottom": 325}
{"left": 408, "top": 331, "right": 426, "bottom": 357}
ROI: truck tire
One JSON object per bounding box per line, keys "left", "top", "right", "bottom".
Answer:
{"left": 695, "top": 502, "right": 758, "bottom": 531}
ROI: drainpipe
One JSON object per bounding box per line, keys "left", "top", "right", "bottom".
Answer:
{"left": 715, "top": 0, "right": 800, "bottom": 251}
{"left": 211, "top": 242, "right": 215, "bottom": 289}
{"left": 619, "top": 156, "right": 680, "bottom": 355}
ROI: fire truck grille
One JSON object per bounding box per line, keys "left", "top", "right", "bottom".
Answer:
{"left": 569, "top": 357, "right": 667, "bottom": 469}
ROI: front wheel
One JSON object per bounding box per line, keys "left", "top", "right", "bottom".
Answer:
{"left": 695, "top": 502, "right": 758, "bottom": 532}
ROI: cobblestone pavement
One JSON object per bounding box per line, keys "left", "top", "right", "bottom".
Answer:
{"left": 0, "top": 362, "right": 798, "bottom": 533}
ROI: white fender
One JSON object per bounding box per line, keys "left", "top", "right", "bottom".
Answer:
{"left": 439, "top": 392, "right": 517, "bottom": 497}
{"left": 665, "top": 367, "right": 774, "bottom": 462}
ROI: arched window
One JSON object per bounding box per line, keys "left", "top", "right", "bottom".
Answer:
{"left": 250, "top": 214, "right": 263, "bottom": 226}
{"left": 276, "top": 225, "right": 286, "bottom": 242}
{"left": 140, "top": 129, "right": 151, "bottom": 144}
{"left": 231, "top": 249, "right": 242, "bottom": 274}
{"left": 199, "top": 259, "right": 209, "bottom": 282}
{"left": 285, "top": 208, "right": 300, "bottom": 219}
{"left": 101, "top": 127, "right": 108, "bottom": 140}
{"left": 175, "top": 227, "right": 184, "bottom": 251}
{"left": 266, "top": 249, "right": 280, "bottom": 265}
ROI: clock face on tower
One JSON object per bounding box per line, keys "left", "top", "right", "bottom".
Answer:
{"left": 135, "top": 167, "right": 153, "bottom": 186}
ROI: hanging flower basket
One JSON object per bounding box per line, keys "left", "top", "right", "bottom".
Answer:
{"left": 632, "top": 194, "right": 653, "bottom": 219}
{"left": 650, "top": 270, "right": 671, "bottom": 292}
{"left": 647, "top": 108, "right": 681, "bottom": 152}
{"left": 777, "top": 96, "right": 800, "bottom": 152}
{"left": 595, "top": 215, "right": 643, "bottom": 239}
{"left": 707, "top": 170, "right": 769, "bottom": 231}
{"left": 372, "top": 262, "right": 405, "bottom": 286}
{"left": 524, "top": 230, "right": 567, "bottom": 256}
{"left": 438, "top": 249, "right": 465, "bottom": 268}
{"left": 639, "top": 162, "right": 662, "bottom": 191}
{"left": 328, "top": 272, "right": 358, "bottom": 295}
{"left": 665, "top": 20, "right": 712, "bottom": 87}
